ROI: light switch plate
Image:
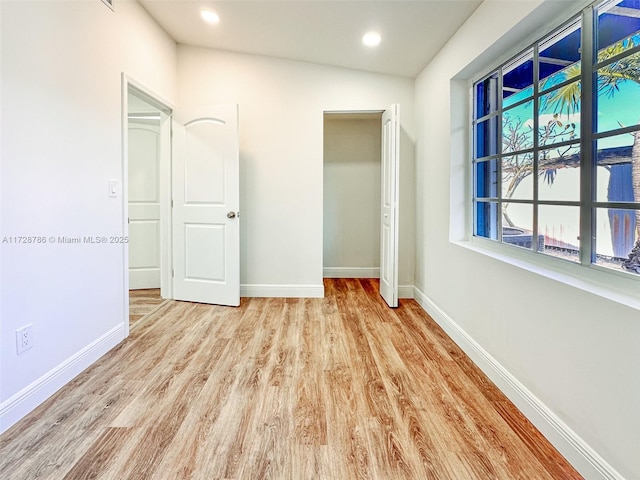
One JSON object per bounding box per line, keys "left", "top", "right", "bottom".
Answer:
{"left": 109, "top": 179, "right": 119, "bottom": 197}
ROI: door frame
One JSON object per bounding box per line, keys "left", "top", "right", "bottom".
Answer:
{"left": 121, "top": 74, "right": 174, "bottom": 334}
{"left": 322, "top": 108, "right": 398, "bottom": 292}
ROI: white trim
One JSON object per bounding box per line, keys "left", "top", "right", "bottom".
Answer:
{"left": 0, "top": 323, "right": 126, "bottom": 435}
{"left": 240, "top": 282, "right": 412, "bottom": 300}
{"left": 323, "top": 267, "right": 380, "bottom": 278}
{"left": 241, "top": 284, "right": 324, "bottom": 298}
{"left": 398, "top": 285, "right": 414, "bottom": 299}
{"left": 456, "top": 239, "right": 640, "bottom": 311}
{"left": 122, "top": 74, "right": 175, "bottom": 309}
{"left": 412, "top": 286, "right": 625, "bottom": 480}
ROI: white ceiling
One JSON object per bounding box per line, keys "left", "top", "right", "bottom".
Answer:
{"left": 137, "top": 0, "right": 483, "bottom": 78}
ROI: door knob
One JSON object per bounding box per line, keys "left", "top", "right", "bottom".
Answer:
{"left": 227, "top": 211, "right": 237, "bottom": 219}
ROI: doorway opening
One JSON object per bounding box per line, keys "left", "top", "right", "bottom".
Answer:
{"left": 123, "top": 79, "right": 173, "bottom": 330}
{"left": 323, "top": 111, "right": 383, "bottom": 279}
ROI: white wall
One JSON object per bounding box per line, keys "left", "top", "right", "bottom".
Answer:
{"left": 414, "top": 1, "right": 640, "bottom": 479}
{"left": 178, "top": 47, "right": 415, "bottom": 295}
{"left": 323, "top": 115, "right": 382, "bottom": 278}
{"left": 0, "top": 0, "right": 177, "bottom": 432}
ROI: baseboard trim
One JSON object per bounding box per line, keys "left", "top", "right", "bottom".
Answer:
{"left": 0, "top": 323, "right": 126, "bottom": 435}
{"left": 241, "top": 284, "right": 324, "bottom": 298}
{"left": 412, "top": 286, "right": 624, "bottom": 480}
{"left": 398, "top": 285, "right": 414, "bottom": 299}
{"left": 323, "top": 267, "right": 380, "bottom": 278}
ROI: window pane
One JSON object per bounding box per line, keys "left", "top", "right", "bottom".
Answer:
{"left": 475, "top": 159, "right": 498, "bottom": 198}
{"left": 595, "top": 52, "right": 640, "bottom": 134}
{"left": 539, "top": 205, "right": 581, "bottom": 262}
{"left": 595, "top": 207, "right": 639, "bottom": 274}
{"left": 503, "top": 50, "right": 534, "bottom": 109}
{"left": 596, "top": 134, "right": 638, "bottom": 202}
{"left": 475, "top": 116, "right": 499, "bottom": 159}
{"left": 475, "top": 201, "right": 499, "bottom": 240}
{"left": 475, "top": 72, "right": 499, "bottom": 119}
{"left": 596, "top": 0, "right": 640, "bottom": 59}
{"left": 538, "top": 144, "right": 581, "bottom": 201}
{"left": 502, "top": 153, "right": 533, "bottom": 200}
{"left": 540, "top": 62, "right": 581, "bottom": 93}
{"left": 502, "top": 203, "right": 539, "bottom": 250}
{"left": 503, "top": 102, "right": 534, "bottom": 154}
{"left": 539, "top": 82, "right": 581, "bottom": 146}
{"left": 539, "top": 21, "right": 582, "bottom": 88}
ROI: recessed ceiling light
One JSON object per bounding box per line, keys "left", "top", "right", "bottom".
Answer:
{"left": 201, "top": 10, "right": 220, "bottom": 24}
{"left": 362, "top": 31, "right": 381, "bottom": 47}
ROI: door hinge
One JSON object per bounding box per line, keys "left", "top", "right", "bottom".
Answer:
{"left": 171, "top": 199, "right": 174, "bottom": 208}
{"left": 172, "top": 269, "right": 175, "bottom": 278}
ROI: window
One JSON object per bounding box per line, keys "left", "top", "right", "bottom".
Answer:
{"left": 472, "top": 0, "right": 640, "bottom": 276}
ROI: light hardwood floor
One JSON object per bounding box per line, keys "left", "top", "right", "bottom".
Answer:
{"left": 0, "top": 279, "right": 582, "bottom": 479}
{"left": 129, "top": 289, "right": 166, "bottom": 326}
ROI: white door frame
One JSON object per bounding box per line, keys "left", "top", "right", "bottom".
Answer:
{"left": 121, "top": 74, "right": 174, "bottom": 335}
{"left": 322, "top": 110, "right": 383, "bottom": 279}
{"left": 322, "top": 108, "right": 399, "bottom": 301}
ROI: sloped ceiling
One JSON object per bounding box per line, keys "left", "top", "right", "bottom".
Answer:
{"left": 138, "top": 0, "right": 483, "bottom": 77}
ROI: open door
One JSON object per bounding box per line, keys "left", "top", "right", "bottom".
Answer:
{"left": 172, "top": 104, "right": 240, "bottom": 306}
{"left": 128, "top": 118, "right": 162, "bottom": 290}
{"left": 380, "top": 104, "right": 400, "bottom": 308}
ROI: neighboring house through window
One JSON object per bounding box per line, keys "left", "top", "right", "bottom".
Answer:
{"left": 472, "top": 0, "right": 640, "bottom": 277}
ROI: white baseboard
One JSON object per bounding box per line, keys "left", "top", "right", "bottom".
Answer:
{"left": 398, "top": 285, "right": 414, "bottom": 299}
{"left": 412, "top": 286, "right": 624, "bottom": 480}
{"left": 323, "top": 267, "right": 380, "bottom": 278}
{"left": 0, "top": 323, "right": 126, "bottom": 435}
{"left": 241, "top": 284, "right": 324, "bottom": 298}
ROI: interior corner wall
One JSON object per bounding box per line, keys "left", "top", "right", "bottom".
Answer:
{"left": 414, "top": 1, "right": 640, "bottom": 479}
{"left": 0, "top": 0, "right": 177, "bottom": 433}
{"left": 177, "top": 46, "right": 415, "bottom": 295}
{"left": 323, "top": 115, "right": 382, "bottom": 278}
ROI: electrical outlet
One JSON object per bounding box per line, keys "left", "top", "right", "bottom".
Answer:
{"left": 16, "top": 325, "right": 33, "bottom": 354}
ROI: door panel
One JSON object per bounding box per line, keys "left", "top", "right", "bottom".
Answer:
{"left": 172, "top": 105, "right": 240, "bottom": 306}
{"left": 128, "top": 122, "right": 161, "bottom": 289}
{"left": 184, "top": 224, "right": 225, "bottom": 281}
{"left": 380, "top": 105, "right": 400, "bottom": 307}
{"left": 184, "top": 121, "right": 226, "bottom": 203}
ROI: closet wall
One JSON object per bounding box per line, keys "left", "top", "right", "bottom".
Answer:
{"left": 323, "top": 113, "right": 382, "bottom": 278}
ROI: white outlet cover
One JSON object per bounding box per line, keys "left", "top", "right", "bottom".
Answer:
{"left": 16, "top": 325, "right": 33, "bottom": 354}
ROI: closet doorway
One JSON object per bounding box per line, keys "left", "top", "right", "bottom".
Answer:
{"left": 323, "top": 112, "right": 383, "bottom": 279}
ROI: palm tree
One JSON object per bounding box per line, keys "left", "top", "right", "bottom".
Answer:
{"left": 545, "top": 39, "right": 640, "bottom": 272}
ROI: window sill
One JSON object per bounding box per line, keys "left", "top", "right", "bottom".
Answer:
{"left": 452, "top": 237, "right": 640, "bottom": 311}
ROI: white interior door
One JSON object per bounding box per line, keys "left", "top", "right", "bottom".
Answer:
{"left": 128, "top": 120, "right": 161, "bottom": 289}
{"left": 172, "top": 104, "right": 240, "bottom": 306}
{"left": 380, "top": 104, "right": 400, "bottom": 307}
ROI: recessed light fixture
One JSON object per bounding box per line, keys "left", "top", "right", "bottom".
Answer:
{"left": 362, "top": 31, "right": 381, "bottom": 47}
{"left": 201, "top": 9, "right": 220, "bottom": 24}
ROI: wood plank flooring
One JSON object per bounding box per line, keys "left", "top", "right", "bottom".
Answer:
{"left": 129, "top": 289, "right": 166, "bottom": 326}
{"left": 0, "top": 279, "right": 582, "bottom": 479}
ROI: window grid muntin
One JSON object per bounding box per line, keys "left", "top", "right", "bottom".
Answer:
{"left": 594, "top": 123, "right": 640, "bottom": 140}
{"left": 472, "top": 0, "right": 640, "bottom": 276}
{"left": 472, "top": 5, "right": 600, "bottom": 264}
{"left": 594, "top": 43, "right": 640, "bottom": 69}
